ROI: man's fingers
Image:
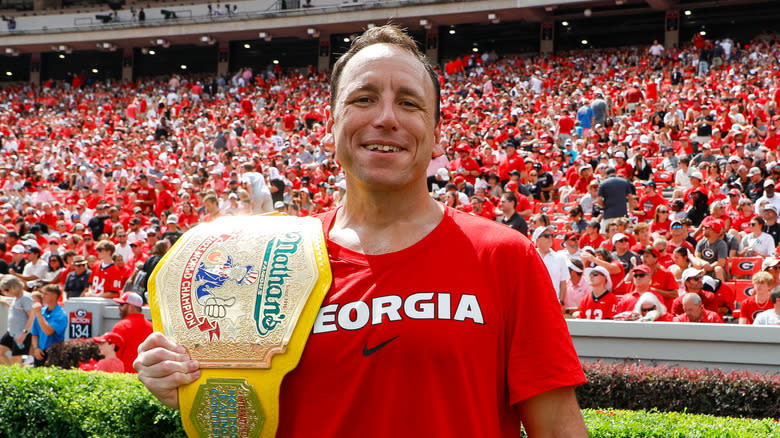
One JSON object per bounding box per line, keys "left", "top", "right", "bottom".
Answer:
{"left": 138, "top": 332, "right": 185, "bottom": 355}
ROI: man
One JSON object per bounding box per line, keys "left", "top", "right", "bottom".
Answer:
{"left": 135, "top": 25, "right": 587, "bottom": 437}
{"left": 755, "top": 179, "right": 780, "bottom": 214}
{"left": 111, "top": 292, "right": 153, "bottom": 373}
{"left": 30, "top": 284, "right": 68, "bottom": 366}
{"left": 639, "top": 245, "right": 679, "bottom": 310}
{"left": 114, "top": 229, "right": 133, "bottom": 262}
{"left": 14, "top": 246, "right": 47, "bottom": 290}
{"left": 673, "top": 293, "right": 724, "bottom": 323}
{"left": 616, "top": 264, "right": 652, "bottom": 314}
{"left": 611, "top": 232, "right": 638, "bottom": 274}
{"left": 638, "top": 181, "right": 667, "bottom": 221}
{"left": 752, "top": 287, "right": 780, "bottom": 325}
{"left": 496, "top": 192, "right": 528, "bottom": 235}
{"left": 534, "top": 225, "right": 569, "bottom": 306}
{"left": 64, "top": 255, "right": 91, "bottom": 298}
{"left": 670, "top": 268, "right": 719, "bottom": 316}
{"left": 695, "top": 217, "right": 728, "bottom": 281}
{"left": 7, "top": 244, "right": 26, "bottom": 275}
{"left": 83, "top": 240, "right": 124, "bottom": 299}
{"left": 575, "top": 265, "right": 617, "bottom": 320}
{"left": 761, "top": 204, "right": 780, "bottom": 246}
{"left": 161, "top": 215, "right": 183, "bottom": 245}
{"left": 597, "top": 167, "right": 635, "bottom": 224}
{"left": 87, "top": 203, "right": 110, "bottom": 240}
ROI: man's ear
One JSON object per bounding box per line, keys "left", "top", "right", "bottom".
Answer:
{"left": 431, "top": 123, "right": 443, "bottom": 158}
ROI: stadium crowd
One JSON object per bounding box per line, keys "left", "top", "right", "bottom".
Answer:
{"left": 2, "top": 30, "right": 780, "bottom": 369}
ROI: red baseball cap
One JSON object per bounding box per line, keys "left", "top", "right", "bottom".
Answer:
{"left": 93, "top": 332, "right": 124, "bottom": 349}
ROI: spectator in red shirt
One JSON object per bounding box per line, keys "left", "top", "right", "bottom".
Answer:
{"left": 133, "top": 174, "right": 156, "bottom": 215}
{"left": 575, "top": 265, "right": 618, "bottom": 320}
{"left": 739, "top": 271, "right": 775, "bottom": 325}
{"left": 83, "top": 240, "right": 124, "bottom": 299}
{"left": 639, "top": 245, "right": 679, "bottom": 310}
{"left": 111, "top": 292, "right": 153, "bottom": 373}
{"left": 579, "top": 220, "right": 605, "bottom": 249}
{"left": 673, "top": 293, "right": 724, "bottom": 323}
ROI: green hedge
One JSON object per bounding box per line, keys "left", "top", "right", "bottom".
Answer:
{"left": 577, "top": 361, "right": 780, "bottom": 419}
{"left": 0, "top": 367, "right": 183, "bottom": 438}
{"left": 0, "top": 366, "right": 777, "bottom": 438}
{"left": 581, "top": 409, "right": 779, "bottom": 438}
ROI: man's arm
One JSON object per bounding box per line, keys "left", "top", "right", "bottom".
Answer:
{"left": 32, "top": 302, "right": 56, "bottom": 336}
{"left": 516, "top": 386, "right": 587, "bottom": 437}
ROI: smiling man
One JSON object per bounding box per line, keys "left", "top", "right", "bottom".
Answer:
{"left": 135, "top": 25, "right": 586, "bottom": 437}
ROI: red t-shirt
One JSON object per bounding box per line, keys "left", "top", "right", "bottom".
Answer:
{"left": 277, "top": 208, "right": 586, "bottom": 437}
{"left": 577, "top": 290, "right": 618, "bottom": 320}
{"left": 112, "top": 313, "right": 153, "bottom": 373}
{"left": 739, "top": 296, "right": 774, "bottom": 325}
{"left": 673, "top": 309, "right": 724, "bottom": 323}
{"left": 650, "top": 266, "right": 679, "bottom": 310}
{"left": 579, "top": 233, "right": 605, "bottom": 249}
{"left": 89, "top": 262, "right": 124, "bottom": 295}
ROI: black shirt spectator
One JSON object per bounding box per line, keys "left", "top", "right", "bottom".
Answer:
{"left": 598, "top": 170, "right": 636, "bottom": 219}
{"left": 501, "top": 212, "right": 528, "bottom": 236}
{"left": 64, "top": 267, "right": 92, "bottom": 299}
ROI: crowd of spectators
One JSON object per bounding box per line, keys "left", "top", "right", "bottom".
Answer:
{"left": 1, "top": 30, "right": 780, "bottom": 369}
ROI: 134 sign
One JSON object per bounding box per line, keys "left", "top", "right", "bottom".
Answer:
{"left": 69, "top": 309, "right": 93, "bottom": 339}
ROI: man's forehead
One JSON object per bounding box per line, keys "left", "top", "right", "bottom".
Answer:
{"left": 340, "top": 43, "right": 431, "bottom": 93}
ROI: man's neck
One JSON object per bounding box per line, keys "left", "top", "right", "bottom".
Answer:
{"left": 332, "top": 180, "right": 444, "bottom": 255}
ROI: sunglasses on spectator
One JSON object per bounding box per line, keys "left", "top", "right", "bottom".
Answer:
{"left": 540, "top": 234, "right": 552, "bottom": 239}
{"left": 751, "top": 222, "right": 761, "bottom": 226}
{"left": 671, "top": 224, "right": 683, "bottom": 229}
{"left": 657, "top": 210, "right": 668, "bottom": 213}
{"left": 640, "top": 306, "right": 656, "bottom": 313}
{"left": 689, "top": 276, "right": 703, "bottom": 281}
{"left": 633, "top": 273, "right": 648, "bottom": 278}
{"left": 589, "top": 272, "right": 604, "bottom": 277}
{"left": 616, "top": 238, "right": 628, "bottom": 243}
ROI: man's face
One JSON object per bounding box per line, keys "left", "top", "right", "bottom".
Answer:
{"left": 119, "top": 302, "right": 130, "bottom": 319}
{"left": 470, "top": 198, "right": 482, "bottom": 213}
{"left": 633, "top": 271, "right": 651, "bottom": 290}
{"left": 685, "top": 275, "right": 703, "bottom": 293}
{"left": 641, "top": 252, "right": 657, "bottom": 267}
{"left": 42, "top": 290, "right": 58, "bottom": 307}
{"left": 588, "top": 271, "right": 606, "bottom": 288}
{"left": 329, "top": 43, "right": 439, "bottom": 191}
{"left": 682, "top": 297, "right": 703, "bottom": 321}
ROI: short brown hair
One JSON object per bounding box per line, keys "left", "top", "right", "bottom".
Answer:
{"left": 330, "top": 24, "right": 440, "bottom": 123}
{"left": 96, "top": 239, "right": 116, "bottom": 255}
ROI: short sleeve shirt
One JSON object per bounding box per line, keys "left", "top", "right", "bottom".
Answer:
{"left": 695, "top": 238, "right": 728, "bottom": 263}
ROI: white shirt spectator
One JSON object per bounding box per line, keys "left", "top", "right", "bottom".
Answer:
{"left": 538, "top": 249, "right": 570, "bottom": 300}
{"left": 740, "top": 232, "right": 776, "bottom": 257}
{"left": 752, "top": 308, "right": 780, "bottom": 325}
{"left": 22, "top": 258, "right": 48, "bottom": 288}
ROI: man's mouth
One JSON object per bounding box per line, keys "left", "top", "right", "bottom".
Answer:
{"left": 364, "top": 144, "right": 403, "bottom": 153}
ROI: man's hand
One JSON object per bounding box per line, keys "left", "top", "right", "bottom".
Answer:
{"left": 32, "top": 302, "right": 42, "bottom": 313}
{"left": 134, "top": 332, "right": 201, "bottom": 410}
{"left": 14, "top": 332, "right": 25, "bottom": 346}
{"left": 203, "top": 296, "right": 235, "bottom": 318}
{"left": 32, "top": 347, "right": 44, "bottom": 360}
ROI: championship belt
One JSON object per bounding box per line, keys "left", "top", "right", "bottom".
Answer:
{"left": 148, "top": 215, "right": 332, "bottom": 438}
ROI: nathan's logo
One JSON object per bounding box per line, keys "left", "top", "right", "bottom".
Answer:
{"left": 254, "top": 232, "right": 302, "bottom": 336}
{"left": 178, "top": 232, "right": 259, "bottom": 340}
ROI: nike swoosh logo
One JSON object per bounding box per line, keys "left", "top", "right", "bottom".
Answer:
{"left": 362, "top": 335, "right": 399, "bottom": 357}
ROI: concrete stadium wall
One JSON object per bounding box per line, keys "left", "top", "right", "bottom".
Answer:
{"left": 2, "top": 298, "right": 776, "bottom": 374}
{"left": 567, "top": 320, "right": 780, "bottom": 374}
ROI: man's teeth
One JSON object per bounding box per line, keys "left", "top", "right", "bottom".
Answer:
{"left": 365, "top": 144, "right": 402, "bottom": 152}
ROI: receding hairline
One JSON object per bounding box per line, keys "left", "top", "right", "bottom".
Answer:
{"left": 332, "top": 43, "right": 434, "bottom": 105}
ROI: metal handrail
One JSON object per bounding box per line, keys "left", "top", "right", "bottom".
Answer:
{"left": 0, "top": 0, "right": 447, "bottom": 37}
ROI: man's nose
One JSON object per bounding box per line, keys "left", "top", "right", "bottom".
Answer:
{"left": 372, "top": 98, "right": 399, "bottom": 131}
